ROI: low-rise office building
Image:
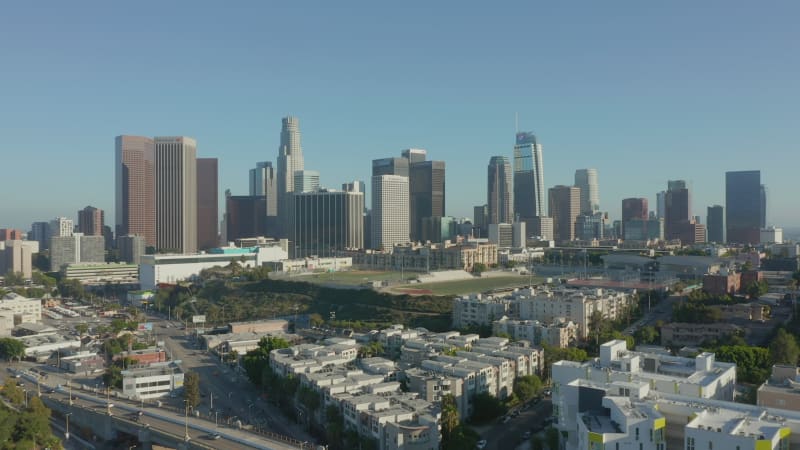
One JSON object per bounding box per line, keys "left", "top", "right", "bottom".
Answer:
{"left": 139, "top": 245, "right": 287, "bottom": 289}
{"left": 63, "top": 262, "right": 139, "bottom": 284}
{"left": 660, "top": 322, "right": 744, "bottom": 347}
{"left": 757, "top": 365, "right": 800, "bottom": 412}
{"left": 0, "top": 293, "right": 41, "bottom": 323}
{"left": 121, "top": 361, "right": 184, "bottom": 399}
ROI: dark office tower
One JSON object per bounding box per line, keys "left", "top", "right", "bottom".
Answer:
{"left": 574, "top": 169, "right": 599, "bottom": 215}
{"left": 408, "top": 159, "right": 445, "bottom": 242}
{"left": 290, "top": 189, "right": 364, "bottom": 258}
{"left": 548, "top": 185, "right": 580, "bottom": 243}
{"left": 621, "top": 198, "right": 648, "bottom": 236}
{"left": 707, "top": 205, "right": 724, "bottom": 243}
{"left": 196, "top": 158, "right": 219, "bottom": 250}
{"left": 77, "top": 206, "right": 104, "bottom": 236}
{"left": 513, "top": 132, "right": 545, "bottom": 222}
{"left": 664, "top": 180, "right": 690, "bottom": 241}
{"left": 487, "top": 156, "right": 513, "bottom": 225}
{"left": 372, "top": 157, "right": 410, "bottom": 178}
{"left": 250, "top": 161, "right": 278, "bottom": 218}
{"left": 726, "top": 171, "right": 762, "bottom": 244}
{"left": 115, "top": 135, "right": 155, "bottom": 247}
{"left": 155, "top": 136, "right": 197, "bottom": 254}
{"left": 276, "top": 117, "right": 305, "bottom": 238}
{"left": 621, "top": 198, "right": 649, "bottom": 222}
{"left": 224, "top": 190, "right": 267, "bottom": 242}
{"left": 473, "top": 205, "right": 488, "bottom": 238}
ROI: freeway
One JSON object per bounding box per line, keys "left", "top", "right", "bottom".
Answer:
{"left": 44, "top": 383, "right": 302, "bottom": 450}
{"left": 148, "top": 313, "right": 315, "bottom": 443}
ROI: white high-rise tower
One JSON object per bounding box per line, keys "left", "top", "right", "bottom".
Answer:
{"left": 371, "top": 175, "right": 409, "bottom": 252}
{"left": 277, "top": 117, "right": 305, "bottom": 237}
{"left": 574, "top": 168, "right": 600, "bottom": 215}
{"left": 154, "top": 136, "right": 197, "bottom": 254}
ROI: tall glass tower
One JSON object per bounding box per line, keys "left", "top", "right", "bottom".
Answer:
{"left": 276, "top": 116, "right": 305, "bottom": 237}
{"left": 513, "top": 132, "right": 545, "bottom": 220}
{"left": 487, "top": 156, "right": 513, "bottom": 224}
{"left": 726, "top": 170, "right": 762, "bottom": 244}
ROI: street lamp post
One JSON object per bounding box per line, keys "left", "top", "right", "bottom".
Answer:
{"left": 65, "top": 412, "right": 71, "bottom": 440}
{"left": 184, "top": 400, "right": 190, "bottom": 442}
{"left": 23, "top": 390, "right": 28, "bottom": 408}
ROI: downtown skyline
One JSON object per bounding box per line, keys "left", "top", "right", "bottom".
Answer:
{"left": 1, "top": 2, "right": 798, "bottom": 229}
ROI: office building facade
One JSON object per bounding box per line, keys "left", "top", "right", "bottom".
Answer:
{"left": 574, "top": 168, "right": 599, "bottom": 215}
{"left": 372, "top": 175, "right": 409, "bottom": 252}
{"left": 154, "top": 136, "right": 197, "bottom": 254}
{"left": 224, "top": 191, "right": 267, "bottom": 243}
{"left": 487, "top": 156, "right": 513, "bottom": 225}
{"left": 549, "top": 185, "right": 580, "bottom": 243}
{"left": 726, "top": 171, "right": 762, "bottom": 244}
{"left": 115, "top": 135, "right": 156, "bottom": 247}
{"left": 77, "top": 206, "right": 104, "bottom": 236}
{"left": 117, "top": 235, "right": 146, "bottom": 265}
{"left": 249, "top": 161, "right": 278, "bottom": 218}
{"left": 50, "top": 217, "right": 73, "bottom": 238}
{"left": 290, "top": 189, "right": 364, "bottom": 258}
{"left": 196, "top": 158, "right": 218, "bottom": 250}
{"left": 665, "top": 180, "right": 690, "bottom": 241}
{"left": 707, "top": 205, "right": 724, "bottom": 243}
{"left": 372, "top": 157, "right": 409, "bottom": 178}
{"left": 293, "top": 170, "right": 320, "bottom": 193}
{"left": 513, "top": 132, "right": 545, "bottom": 221}
{"left": 408, "top": 159, "right": 446, "bottom": 242}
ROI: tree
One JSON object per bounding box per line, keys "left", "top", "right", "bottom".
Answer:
{"left": 634, "top": 326, "right": 659, "bottom": 345}
{"left": 0, "top": 338, "right": 25, "bottom": 362}
{"left": 770, "top": 329, "right": 800, "bottom": 366}
{"left": 531, "top": 436, "right": 544, "bottom": 450}
{"left": 242, "top": 336, "right": 291, "bottom": 386}
{"left": 75, "top": 323, "right": 89, "bottom": 337}
{"left": 513, "top": 375, "right": 543, "bottom": 403}
{"left": 440, "top": 394, "right": 460, "bottom": 447}
{"left": 545, "top": 427, "right": 560, "bottom": 450}
{"left": 472, "top": 263, "right": 487, "bottom": 275}
{"left": 470, "top": 392, "right": 507, "bottom": 424}
{"left": 2, "top": 378, "right": 23, "bottom": 405}
{"left": 57, "top": 279, "right": 85, "bottom": 299}
{"left": 745, "top": 280, "right": 769, "bottom": 299}
{"left": 2, "top": 272, "right": 25, "bottom": 287}
{"left": 309, "top": 313, "right": 325, "bottom": 327}
{"left": 184, "top": 371, "right": 201, "bottom": 409}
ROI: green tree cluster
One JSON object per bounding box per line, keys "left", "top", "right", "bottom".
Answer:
{"left": 513, "top": 375, "right": 543, "bottom": 403}
{"left": 712, "top": 345, "right": 771, "bottom": 384}
{"left": 242, "top": 336, "right": 291, "bottom": 387}
{"left": 0, "top": 338, "right": 25, "bottom": 362}
{"left": 469, "top": 392, "right": 507, "bottom": 424}
{"left": 769, "top": 329, "right": 800, "bottom": 366}
{"left": 184, "top": 371, "right": 201, "bottom": 408}
{"left": 2, "top": 272, "right": 25, "bottom": 287}
{"left": 672, "top": 301, "right": 722, "bottom": 323}
{"left": 0, "top": 398, "right": 62, "bottom": 449}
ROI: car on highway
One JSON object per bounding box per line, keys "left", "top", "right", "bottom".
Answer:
{"left": 209, "top": 433, "right": 221, "bottom": 440}
{"left": 476, "top": 439, "right": 487, "bottom": 449}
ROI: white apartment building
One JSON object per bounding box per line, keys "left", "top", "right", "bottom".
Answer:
{"left": 270, "top": 338, "right": 359, "bottom": 378}
{"left": 0, "top": 293, "right": 41, "bottom": 323}
{"left": 553, "top": 340, "right": 737, "bottom": 448}
{"left": 121, "top": 361, "right": 184, "bottom": 399}
{"left": 49, "top": 217, "right": 74, "bottom": 238}
{"left": 514, "top": 287, "right": 631, "bottom": 338}
{"left": 577, "top": 396, "right": 665, "bottom": 450}
{"left": 451, "top": 293, "right": 511, "bottom": 329}
{"left": 492, "top": 317, "right": 578, "bottom": 348}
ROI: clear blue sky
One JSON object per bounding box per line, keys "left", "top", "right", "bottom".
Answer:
{"left": 1, "top": 1, "right": 798, "bottom": 230}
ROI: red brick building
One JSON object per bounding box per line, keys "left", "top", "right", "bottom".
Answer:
{"left": 0, "top": 229, "right": 24, "bottom": 241}
{"left": 703, "top": 272, "right": 740, "bottom": 296}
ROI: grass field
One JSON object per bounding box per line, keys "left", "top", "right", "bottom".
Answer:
{"left": 285, "top": 270, "right": 409, "bottom": 286}
{"left": 389, "top": 275, "right": 544, "bottom": 296}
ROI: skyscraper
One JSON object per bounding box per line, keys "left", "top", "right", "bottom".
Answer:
{"left": 665, "top": 180, "right": 690, "bottom": 241}
{"left": 196, "top": 158, "right": 219, "bottom": 250}
{"left": 656, "top": 191, "right": 666, "bottom": 220}
{"left": 224, "top": 191, "right": 267, "bottom": 243}
{"left": 154, "top": 136, "right": 197, "bottom": 254}
{"left": 707, "top": 205, "right": 724, "bottom": 243}
{"left": 407, "top": 158, "right": 445, "bottom": 242}
{"left": 621, "top": 198, "right": 648, "bottom": 236}
{"left": 574, "top": 169, "right": 599, "bottom": 215}
{"left": 473, "top": 204, "right": 488, "bottom": 238}
{"left": 290, "top": 189, "right": 364, "bottom": 258}
{"left": 50, "top": 217, "right": 73, "bottom": 238}
{"left": 115, "top": 135, "right": 155, "bottom": 247}
{"left": 77, "top": 206, "right": 104, "bottom": 236}
{"left": 276, "top": 117, "right": 305, "bottom": 238}
{"left": 548, "top": 185, "right": 580, "bottom": 243}
{"left": 487, "top": 156, "right": 513, "bottom": 225}
{"left": 372, "top": 175, "right": 409, "bottom": 252}
{"left": 513, "top": 132, "right": 545, "bottom": 221}
{"left": 726, "top": 171, "right": 762, "bottom": 244}
{"left": 401, "top": 148, "right": 427, "bottom": 164}
{"left": 760, "top": 184, "right": 767, "bottom": 228}
{"left": 293, "top": 170, "right": 320, "bottom": 193}
{"left": 372, "top": 157, "right": 409, "bottom": 178}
